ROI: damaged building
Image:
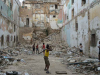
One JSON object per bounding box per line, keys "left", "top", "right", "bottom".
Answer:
{"left": 0, "top": 0, "right": 21, "bottom": 49}
{"left": 19, "top": 0, "right": 61, "bottom": 44}
{"left": 59, "top": 0, "right": 100, "bottom": 58}
{"left": 1, "top": 0, "right": 100, "bottom": 75}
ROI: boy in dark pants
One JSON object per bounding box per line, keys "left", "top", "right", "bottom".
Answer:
{"left": 44, "top": 44, "right": 52, "bottom": 74}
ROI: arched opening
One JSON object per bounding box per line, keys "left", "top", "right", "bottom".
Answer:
{"left": 7, "top": 35, "right": 9, "bottom": 43}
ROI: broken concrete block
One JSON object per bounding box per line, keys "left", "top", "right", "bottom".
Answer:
{"left": 25, "top": 72, "right": 29, "bottom": 75}
{"left": 6, "top": 71, "right": 18, "bottom": 75}
{"left": 70, "top": 60, "right": 76, "bottom": 63}
{"left": 97, "top": 67, "right": 100, "bottom": 70}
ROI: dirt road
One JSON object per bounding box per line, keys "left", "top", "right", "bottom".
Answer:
{"left": 4, "top": 54, "right": 84, "bottom": 75}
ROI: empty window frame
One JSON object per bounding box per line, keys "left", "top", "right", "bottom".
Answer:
{"left": 53, "top": 15, "right": 56, "bottom": 18}
{"left": 11, "top": 36, "right": 13, "bottom": 41}
{"left": 10, "top": 3, "right": 12, "bottom": 10}
{"left": 1, "top": 35, "right": 4, "bottom": 46}
{"left": 55, "top": 4, "right": 58, "bottom": 9}
{"left": 14, "top": 25, "right": 16, "bottom": 32}
{"left": 67, "top": 16, "right": 69, "bottom": 19}
{"left": 14, "top": 36, "right": 16, "bottom": 43}
{"left": 26, "top": 18, "right": 29, "bottom": 26}
{"left": 4, "top": 0, "right": 6, "bottom": 3}
{"left": 91, "top": 34, "right": 96, "bottom": 46}
{"left": 16, "top": 36, "right": 18, "bottom": 42}
{"left": 75, "top": 19, "right": 78, "bottom": 31}
{"left": 7, "top": 35, "right": 9, "bottom": 42}
{"left": 72, "top": 9, "right": 74, "bottom": 18}
{"left": 72, "top": 0, "right": 74, "bottom": 5}
{"left": 82, "top": 0, "right": 86, "bottom": 6}
{"left": 1, "top": 6, "right": 2, "bottom": 10}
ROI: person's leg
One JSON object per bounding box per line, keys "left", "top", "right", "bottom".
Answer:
{"left": 47, "top": 65, "right": 49, "bottom": 71}
{"left": 36, "top": 49, "right": 37, "bottom": 54}
{"left": 38, "top": 49, "right": 39, "bottom": 54}
{"left": 82, "top": 51, "right": 83, "bottom": 56}
{"left": 36, "top": 50, "right": 37, "bottom": 54}
{"left": 44, "top": 56, "right": 47, "bottom": 71}
{"left": 80, "top": 50, "right": 82, "bottom": 56}
{"left": 46, "top": 58, "right": 50, "bottom": 73}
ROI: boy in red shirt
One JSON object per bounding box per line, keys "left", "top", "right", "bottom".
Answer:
{"left": 42, "top": 43, "right": 45, "bottom": 54}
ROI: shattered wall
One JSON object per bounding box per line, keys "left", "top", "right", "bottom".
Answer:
{"left": 19, "top": 6, "right": 32, "bottom": 27}
{"left": 61, "top": 0, "right": 100, "bottom": 57}
{"left": 19, "top": 27, "right": 33, "bottom": 44}
{"left": 90, "top": 3, "right": 100, "bottom": 58}
{"left": 0, "top": 0, "right": 20, "bottom": 49}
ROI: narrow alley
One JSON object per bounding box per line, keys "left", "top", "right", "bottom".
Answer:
{"left": 0, "top": 0, "right": 100, "bottom": 75}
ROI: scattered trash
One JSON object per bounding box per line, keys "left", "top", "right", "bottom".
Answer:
{"left": 6, "top": 71, "right": 18, "bottom": 75}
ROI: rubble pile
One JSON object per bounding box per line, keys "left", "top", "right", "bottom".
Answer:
{"left": 43, "top": 35, "right": 100, "bottom": 74}
{"left": 52, "top": 45, "right": 100, "bottom": 75}
{"left": 0, "top": 44, "right": 33, "bottom": 73}
{"left": 0, "top": 47, "right": 21, "bottom": 70}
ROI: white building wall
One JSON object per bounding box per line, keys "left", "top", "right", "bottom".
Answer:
{"left": 62, "top": 0, "right": 97, "bottom": 57}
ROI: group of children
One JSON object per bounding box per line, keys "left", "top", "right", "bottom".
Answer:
{"left": 32, "top": 42, "right": 100, "bottom": 74}
{"left": 32, "top": 44, "right": 39, "bottom": 54}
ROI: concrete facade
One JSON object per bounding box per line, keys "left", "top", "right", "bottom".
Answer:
{"left": 61, "top": 0, "right": 100, "bottom": 57}
{"left": 0, "top": 0, "right": 21, "bottom": 49}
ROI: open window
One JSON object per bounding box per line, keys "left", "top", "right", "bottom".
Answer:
{"left": 16, "top": 36, "right": 18, "bottom": 42}
{"left": 91, "top": 34, "right": 96, "bottom": 46}
{"left": 4, "top": 0, "right": 6, "bottom": 3}
{"left": 1, "top": 35, "right": 4, "bottom": 46}
{"left": 14, "top": 25, "right": 16, "bottom": 32}
{"left": 75, "top": 19, "right": 78, "bottom": 31}
{"left": 11, "top": 36, "right": 13, "bottom": 41}
{"left": 7, "top": 35, "right": 9, "bottom": 43}
{"left": 82, "top": 0, "right": 86, "bottom": 6}
{"left": 10, "top": 3, "right": 12, "bottom": 10}
{"left": 72, "top": 9, "right": 74, "bottom": 18}
{"left": 14, "top": 36, "right": 16, "bottom": 43}
{"left": 55, "top": 4, "right": 58, "bottom": 9}
{"left": 72, "top": 0, "right": 74, "bottom": 5}
{"left": 26, "top": 18, "right": 29, "bottom": 26}
{"left": 1, "top": 6, "right": 2, "bottom": 10}
{"left": 53, "top": 15, "right": 56, "bottom": 18}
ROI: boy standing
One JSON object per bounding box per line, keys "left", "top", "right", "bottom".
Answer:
{"left": 79, "top": 43, "right": 83, "bottom": 56}
{"left": 44, "top": 44, "right": 52, "bottom": 74}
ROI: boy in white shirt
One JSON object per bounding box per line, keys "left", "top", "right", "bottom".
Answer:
{"left": 79, "top": 43, "right": 83, "bottom": 56}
